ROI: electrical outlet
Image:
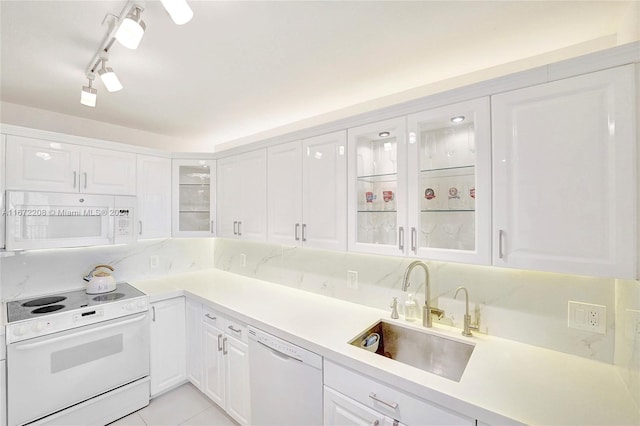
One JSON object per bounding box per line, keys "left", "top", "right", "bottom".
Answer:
{"left": 568, "top": 301, "right": 606, "bottom": 334}
{"left": 240, "top": 253, "right": 246, "bottom": 268}
{"left": 347, "top": 271, "right": 358, "bottom": 289}
{"left": 149, "top": 255, "right": 159, "bottom": 269}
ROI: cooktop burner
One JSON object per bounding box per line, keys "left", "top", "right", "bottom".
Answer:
{"left": 22, "top": 296, "right": 67, "bottom": 307}
{"left": 6, "top": 283, "right": 145, "bottom": 323}
{"left": 31, "top": 305, "right": 65, "bottom": 314}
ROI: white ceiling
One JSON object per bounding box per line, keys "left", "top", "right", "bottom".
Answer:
{"left": 0, "top": 1, "right": 636, "bottom": 152}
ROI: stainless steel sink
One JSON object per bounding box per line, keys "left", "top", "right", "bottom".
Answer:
{"left": 350, "top": 320, "right": 474, "bottom": 382}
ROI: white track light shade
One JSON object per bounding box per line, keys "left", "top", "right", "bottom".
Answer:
{"left": 160, "top": 0, "right": 193, "bottom": 25}
{"left": 115, "top": 10, "right": 146, "bottom": 49}
{"left": 80, "top": 86, "right": 97, "bottom": 107}
{"left": 99, "top": 67, "right": 123, "bottom": 92}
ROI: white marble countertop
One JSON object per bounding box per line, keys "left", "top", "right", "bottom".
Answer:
{"left": 131, "top": 269, "right": 639, "bottom": 426}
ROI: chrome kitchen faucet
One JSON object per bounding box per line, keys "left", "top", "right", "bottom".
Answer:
{"left": 401, "top": 261, "right": 444, "bottom": 327}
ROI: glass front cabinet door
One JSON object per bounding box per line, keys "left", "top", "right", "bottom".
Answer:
{"left": 407, "top": 97, "right": 491, "bottom": 264}
{"left": 347, "top": 117, "right": 408, "bottom": 256}
{"left": 172, "top": 159, "right": 216, "bottom": 237}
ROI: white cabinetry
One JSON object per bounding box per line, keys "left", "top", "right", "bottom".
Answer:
{"left": 5, "top": 135, "right": 136, "bottom": 195}
{"left": 1, "top": 357, "right": 5, "bottom": 426}
{"left": 201, "top": 306, "right": 251, "bottom": 425}
{"left": 172, "top": 159, "right": 216, "bottom": 237}
{"left": 491, "top": 65, "right": 636, "bottom": 279}
{"left": 268, "top": 131, "right": 347, "bottom": 250}
{"left": 217, "top": 150, "right": 266, "bottom": 241}
{"left": 185, "top": 299, "right": 203, "bottom": 390}
{"left": 407, "top": 97, "right": 491, "bottom": 265}
{"left": 0, "top": 134, "right": 5, "bottom": 249}
{"left": 324, "top": 360, "right": 474, "bottom": 426}
{"left": 150, "top": 298, "right": 187, "bottom": 397}
{"left": 137, "top": 155, "right": 171, "bottom": 239}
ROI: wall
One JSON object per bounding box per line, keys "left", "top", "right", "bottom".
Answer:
{"left": 615, "top": 279, "right": 640, "bottom": 409}
{"left": 0, "top": 238, "right": 214, "bottom": 300}
{"left": 214, "top": 238, "right": 617, "bottom": 363}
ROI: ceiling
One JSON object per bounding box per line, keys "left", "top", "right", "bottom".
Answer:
{"left": 0, "top": 1, "right": 636, "bottom": 152}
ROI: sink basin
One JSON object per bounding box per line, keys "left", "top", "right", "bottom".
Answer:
{"left": 350, "top": 320, "right": 474, "bottom": 382}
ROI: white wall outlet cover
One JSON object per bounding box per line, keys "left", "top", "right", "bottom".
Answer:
{"left": 149, "top": 255, "right": 159, "bottom": 269}
{"left": 240, "top": 253, "right": 247, "bottom": 267}
{"left": 567, "top": 301, "right": 607, "bottom": 334}
{"left": 347, "top": 270, "right": 358, "bottom": 289}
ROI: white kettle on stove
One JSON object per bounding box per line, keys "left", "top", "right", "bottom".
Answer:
{"left": 83, "top": 264, "right": 116, "bottom": 294}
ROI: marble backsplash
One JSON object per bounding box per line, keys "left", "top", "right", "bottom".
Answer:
{"left": 0, "top": 238, "right": 215, "bottom": 301}
{"left": 615, "top": 279, "right": 640, "bottom": 409}
{"left": 214, "top": 238, "right": 619, "bottom": 363}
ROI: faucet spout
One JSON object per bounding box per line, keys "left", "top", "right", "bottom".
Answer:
{"left": 401, "top": 260, "right": 442, "bottom": 327}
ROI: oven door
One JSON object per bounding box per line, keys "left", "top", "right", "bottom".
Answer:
{"left": 7, "top": 312, "right": 150, "bottom": 426}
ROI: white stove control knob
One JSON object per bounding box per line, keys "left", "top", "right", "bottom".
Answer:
{"left": 13, "top": 324, "right": 27, "bottom": 336}
{"left": 137, "top": 299, "right": 146, "bottom": 308}
{"left": 32, "top": 321, "right": 46, "bottom": 332}
{"left": 125, "top": 302, "right": 135, "bottom": 311}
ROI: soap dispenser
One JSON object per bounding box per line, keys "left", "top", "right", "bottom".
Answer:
{"left": 404, "top": 293, "right": 418, "bottom": 322}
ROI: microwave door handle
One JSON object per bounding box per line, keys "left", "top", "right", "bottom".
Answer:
{"left": 11, "top": 313, "right": 147, "bottom": 351}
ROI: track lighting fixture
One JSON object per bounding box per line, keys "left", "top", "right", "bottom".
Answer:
{"left": 160, "top": 0, "right": 193, "bottom": 25}
{"left": 115, "top": 5, "right": 146, "bottom": 50}
{"left": 80, "top": 0, "right": 193, "bottom": 106}
{"left": 80, "top": 73, "right": 97, "bottom": 107}
{"left": 98, "top": 54, "right": 123, "bottom": 92}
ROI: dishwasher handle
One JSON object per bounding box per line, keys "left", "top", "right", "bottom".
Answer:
{"left": 256, "top": 339, "right": 303, "bottom": 363}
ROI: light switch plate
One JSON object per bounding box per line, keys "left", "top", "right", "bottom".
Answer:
{"left": 149, "top": 255, "right": 159, "bottom": 269}
{"left": 347, "top": 271, "right": 358, "bottom": 289}
{"left": 240, "top": 253, "right": 246, "bottom": 268}
{"left": 568, "top": 301, "right": 606, "bottom": 334}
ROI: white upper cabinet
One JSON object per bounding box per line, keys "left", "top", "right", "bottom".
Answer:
{"left": 348, "top": 118, "right": 407, "bottom": 256}
{"left": 267, "top": 141, "right": 303, "bottom": 245}
{"left": 268, "top": 132, "right": 347, "bottom": 250}
{"left": 491, "top": 65, "right": 636, "bottom": 279}
{"left": 217, "top": 150, "right": 267, "bottom": 241}
{"left": 6, "top": 135, "right": 136, "bottom": 195}
{"left": 0, "top": 134, "right": 5, "bottom": 249}
{"left": 407, "top": 97, "right": 492, "bottom": 265}
{"left": 172, "top": 159, "right": 216, "bottom": 237}
{"left": 137, "top": 155, "right": 171, "bottom": 239}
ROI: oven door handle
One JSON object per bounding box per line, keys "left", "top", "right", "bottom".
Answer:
{"left": 11, "top": 312, "right": 147, "bottom": 351}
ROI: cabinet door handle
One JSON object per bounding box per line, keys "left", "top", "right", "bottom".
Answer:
{"left": 205, "top": 313, "right": 216, "bottom": 321}
{"left": 302, "top": 224, "right": 307, "bottom": 242}
{"left": 368, "top": 392, "right": 398, "bottom": 409}
{"left": 398, "top": 226, "right": 404, "bottom": 251}
{"left": 138, "top": 220, "right": 142, "bottom": 235}
{"left": 84, "top": 172, "right": 88, "bottom": 189}
{"left": 233, "top": 221, "right": 238, "bottom": 235}
{"left": 222, "top": 336, "right": 228, "bottom": 355}
{"left": 210, "top": 220, "right": 214, "bottom": 234}
{"left": 499, "top": 229, "right": 505, "bottom": 259}
{"left": 152, "top": 306, "right": 156, "bottom": 322}
{"left": 217, "top": 334, "right": 223, "bottom": 351}
{"left": 411, "top": 227, "right": 417, "bottom": 253}
{"left": 228, "top": 325, "right": 241, "bottom": 334}
{"left": 372, "top": 421, "right": 379, "bottom": 426}
{"left": 237, "top": 221, "right": 242, "bottom": 236}
{"left": 73, "top": 171, "right": 77, "bottom": 189}
{"left": 295, "top": 223, "right": 300, "bottom": 241}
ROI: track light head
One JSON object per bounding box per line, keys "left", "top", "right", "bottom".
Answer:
{"left": 80, "top": 73, "right": 97, "bottom": 107}
{"left": 98, "top": 56, "right": 123, "bottom": 92}
{"left": 115, "top": 5, "right": 145, "bottom": 49}
{"left": 160, "top": 0, "right": 194, "bottom": 25}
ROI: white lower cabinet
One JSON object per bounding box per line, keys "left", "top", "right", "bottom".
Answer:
{"left": 200, "top": 305, "right": 251, "bottom": 426}
{"left": 185, "top": 299, "right": 203, "bottom": 390}
{"left": 150, "top": 297, "right": 187, "bottom": 397}
{"left": 324, "top": 360, "right": 474, "bottom": 426}
{"left": 1, "top": 359, "right": 5, "bottom": 426}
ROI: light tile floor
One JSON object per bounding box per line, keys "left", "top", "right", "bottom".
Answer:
{"left": 109, "top": 384, "right": 237, "bottom": 426}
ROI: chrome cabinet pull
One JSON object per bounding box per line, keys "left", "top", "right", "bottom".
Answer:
{"left": 152, "top": 306, "right": 156, "bottom": 322}
{"left": 302, "top": 224, "right": 307, "bottom": 242}
{"left": 73, "top": 171, "right": 77, "bottom": 189}
{"left": 217, "top": 334, "right": 223, "bottom": 351}
{"left": 368, "top": 392, "right": 398, "bottom": 409}
{"left": 237, "top": 221, "right": 242, "bottom": 236}
{"left": 228, "top": 325, "right": 242, "bottom": 334}
{"left": 222, "top": 337, "right": 228, "bottom": 355}
{"left": 138, "top": 220, "right": 142, "bottom": 235}
{"left": 411, "top": 227, "right": 417, "bottom": 252}
{"left": 499, "top": 229, "right": 505, "bottom": 259}
{"left": 84, "top": 172, "right": 88, "bottom": 189}
{"left": 372, "top": 421, "right": 379, "bottom": 426}
{"left": 295, "top": 223, "right": 300, "bottom": 241}
{"left": 398, "top": 227, "right": 404, "bottom": 251}
{"left": 205, "top": 313, "right": 216, "bottom": 321}
{"left": 233, "top": 221, "right": 238, "bottom": 235}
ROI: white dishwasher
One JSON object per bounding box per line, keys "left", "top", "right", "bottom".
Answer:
{"left": 248, "top": 326, "right": 323, "bottom": 426}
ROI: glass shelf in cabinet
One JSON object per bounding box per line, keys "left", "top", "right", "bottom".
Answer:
{"left": 179, "top": 183, "right": 211, "bottom": 187}
{"left": 357, "top": 210, "right": 397, "bottom": 213}
{"left": 420, "top": 165, "right": 474, "bottom": 174}
{"left": 179, "top": 209, "right": 210, "bottom": 213}
{"left": 420, "top": 209, "right": 475, "bottom": 213}
{"left": 356, "top": 172, "right": 397, "bottom": 183}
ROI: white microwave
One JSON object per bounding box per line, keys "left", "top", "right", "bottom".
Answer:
{"left": 5, "top": 191, "right": 136, "bottom": 251}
